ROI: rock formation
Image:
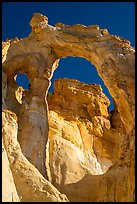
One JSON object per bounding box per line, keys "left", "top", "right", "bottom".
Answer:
{"left": 2, "top": 13, "right": 135, "bottom": 202}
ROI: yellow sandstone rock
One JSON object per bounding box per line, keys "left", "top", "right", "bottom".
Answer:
{"left": 2, "top": 13, "right": 135, "bottom": 202}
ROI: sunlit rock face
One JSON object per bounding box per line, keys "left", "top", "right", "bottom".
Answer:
{"left": 2, "top": 13, "right": 135, "bottom": 202}
{"left": 2, "top": 139, "right": 20, "bottom": 202}
{"left": 47, "top": 78, "right": 113, "bottom": 182}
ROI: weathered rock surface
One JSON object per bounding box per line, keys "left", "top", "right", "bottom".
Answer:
{"left": 2, "top": 13, "right": 135, "bottom": 202}
{"left": 2, "top": 109, "right": 68, "bottom": 202}
{"left": 2, "top": 139, "right": 20, "bottom": 202}
{"left": 46, "top": 78, "right": 134, "bottom": 202}
{"left": 47, "top": 78, "right": 114, "bottom": 180}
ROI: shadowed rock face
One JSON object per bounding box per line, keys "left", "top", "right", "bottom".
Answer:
{"left": 2, "top": 13, "right": 135, "bottom": 202}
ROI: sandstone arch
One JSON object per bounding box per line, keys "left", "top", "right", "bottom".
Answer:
{"left": 2, "top": 13, "right": 135, "bottom": 201}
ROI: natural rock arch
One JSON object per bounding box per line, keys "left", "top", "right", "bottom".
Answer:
{"left": 2, "top": 13, "right": 135, "bottom": 202}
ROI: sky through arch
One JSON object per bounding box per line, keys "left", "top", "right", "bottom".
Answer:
{"left": 49, "top": 57, "right": 114, "bottom": 111}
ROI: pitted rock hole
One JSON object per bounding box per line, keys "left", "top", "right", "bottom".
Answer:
{"left": 48, "top": 56, "right": 114, "bottom": 111}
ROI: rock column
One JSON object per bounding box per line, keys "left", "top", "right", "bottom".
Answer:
{"left": 17, "top": 77, "right": 49, "bottom": 178}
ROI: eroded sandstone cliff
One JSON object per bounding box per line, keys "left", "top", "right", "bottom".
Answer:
{"left": 2, "top": 13, "right": 135, "bottom": 202}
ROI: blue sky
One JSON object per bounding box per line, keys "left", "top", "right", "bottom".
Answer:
{"left": 2, "top": 2, "right": 135, "bottom": 111}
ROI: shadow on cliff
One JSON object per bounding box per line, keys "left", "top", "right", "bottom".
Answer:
{"left": 53, "top": 173, "right": 104, "bottom": 202}
{"left": 53, "top": 160, "right": 132, "bottom": 202}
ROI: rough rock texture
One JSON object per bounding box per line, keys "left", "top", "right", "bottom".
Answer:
{"left": 2, "top": 140, "right": 20, "bottom": 202}
{"left": 2, "top": 109, "right": 68, "bottom": 202}
{"left": 2, "top": 13, "right": 135, "bottom": 202}
{"left": 47, "top": 78, "right": 114, "bottom": 180}
{"left": 46, "top": 78, "right": 134, "bottom": 202}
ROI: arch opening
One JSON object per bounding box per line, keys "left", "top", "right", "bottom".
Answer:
{"left": 47, "top": 56, "right": 116, "bottom": 183}
{"left": 14, "top": 73, "right": 30, "bottom": 104}
{"left": 48, "top": 56, "right": 114, "bottom": 111}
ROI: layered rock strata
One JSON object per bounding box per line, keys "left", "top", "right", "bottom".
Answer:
{"left": 2, "top": 13, "right": 135, "bottom": 202}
